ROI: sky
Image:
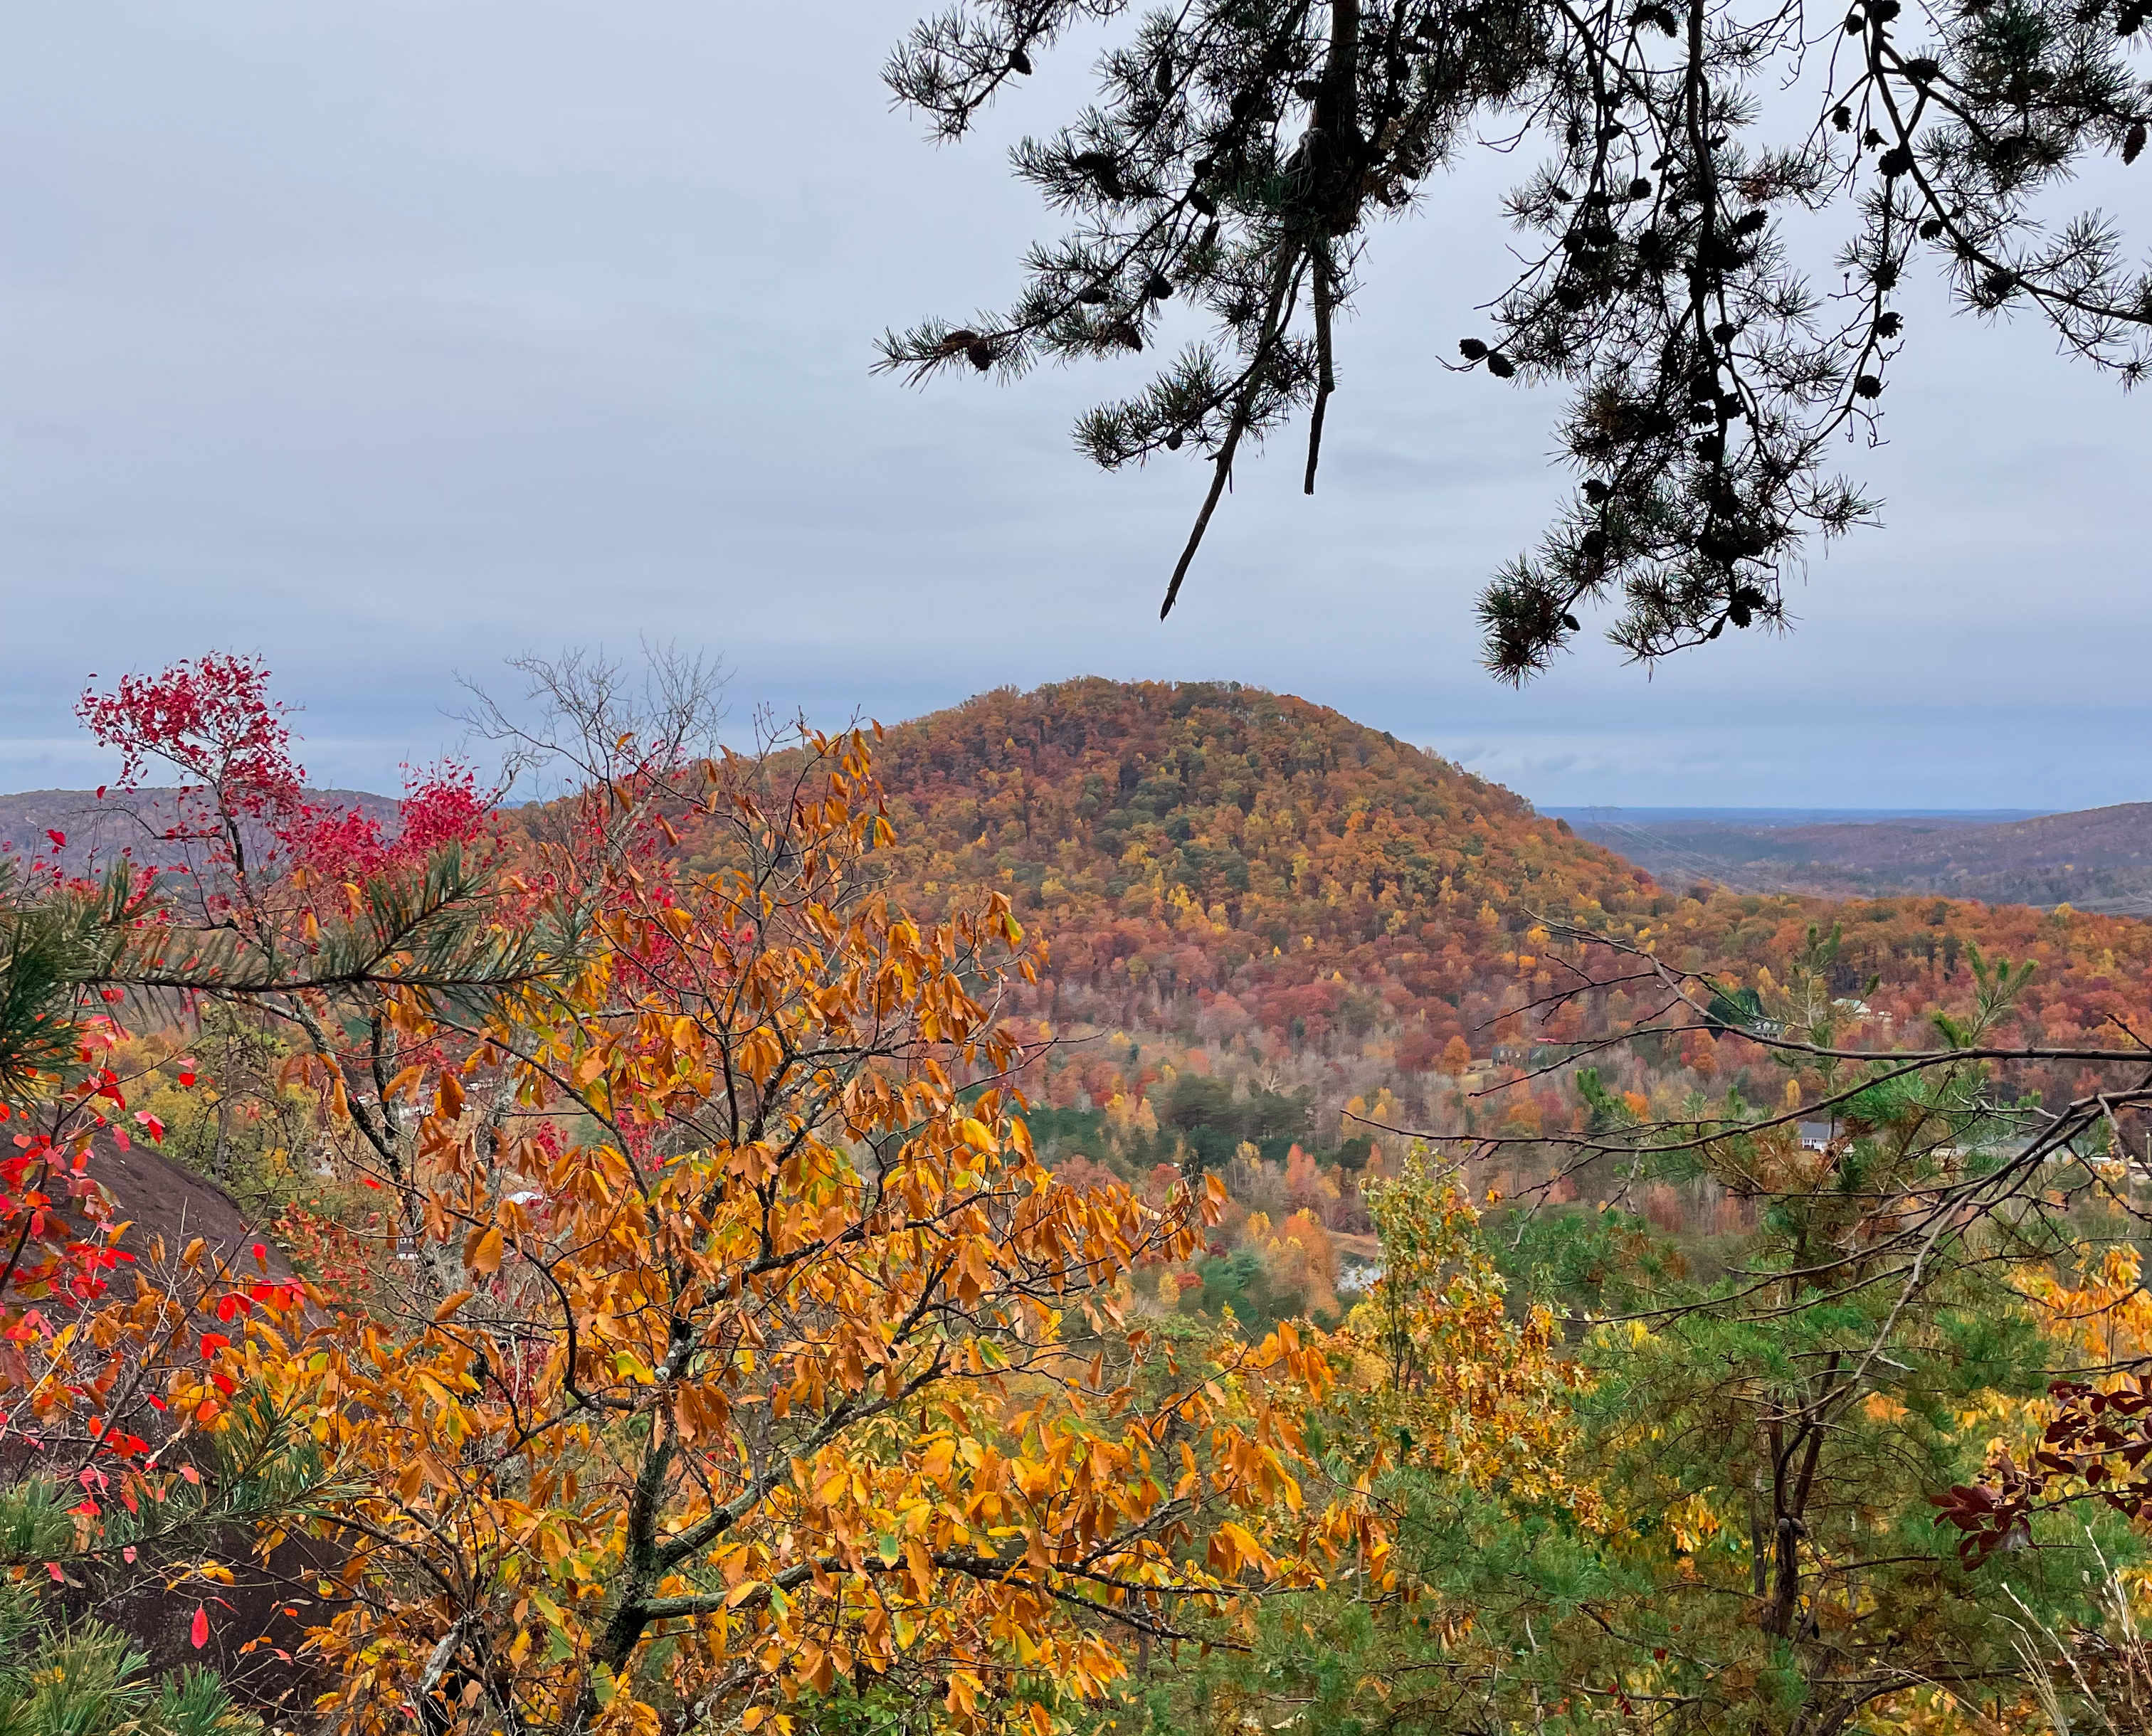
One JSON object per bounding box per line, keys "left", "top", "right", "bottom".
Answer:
{"left": 3, "top": 1, "right": 2146, "bottom": 810}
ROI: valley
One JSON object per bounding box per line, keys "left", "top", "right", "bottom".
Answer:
{"left": 10, "top": 672, "right": 2152, "bottom": 1735}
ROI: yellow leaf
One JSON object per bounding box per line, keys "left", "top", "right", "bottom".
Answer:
{"left": 469, "top": 1226, "right": 505, "bottom": 1276}
{"left": 433, "top": 1290, "right": 475, "bottom": 1323}
{"left": 436, "top": 1072, "right": 465, "bottom": 1119}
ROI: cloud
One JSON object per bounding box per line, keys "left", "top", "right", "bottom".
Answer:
{"left": 4, "top": 0, "right": 2143, "bottom": 809}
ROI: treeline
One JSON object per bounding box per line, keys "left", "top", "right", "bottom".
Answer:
{"left": 9, "top": 662, "right": 2152, "bottom": 1736}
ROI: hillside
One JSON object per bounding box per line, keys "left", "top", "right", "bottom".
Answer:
{"left": 1777, "top": 804, "right": 2152, "bottom": 909}
{"left": 1571, "top": 803, "right": 2152, "bottom": 911}
{"left": 811, "top": 681, "right": 2152, "bottom": 1171}
{"left": 866, "top": 677, "right": 1651, "bottom": 1039}
{"left": 19, "top": 679, "right": 2152, "bottom": 1176}
{"left": 0, "top": 786, "right": 396, "bottom": 879}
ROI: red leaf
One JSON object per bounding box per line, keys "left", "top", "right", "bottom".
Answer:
{"left": 191, "top": 1604, "right": 209, "bottom": 1649}
{"left": 46, "top": 830, "right": 66, "bottom": 850}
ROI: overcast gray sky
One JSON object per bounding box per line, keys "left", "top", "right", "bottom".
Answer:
{"left": 4, "top": 1, "right": 2144, "bottom": 808}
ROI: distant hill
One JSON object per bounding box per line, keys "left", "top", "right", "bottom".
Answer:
{"left": 21, "top": 687, "right": 2152, "bottom": 1140}
{"left": 0, "top": 786, "right": 395, "bottom": 879}
{"left": 1566, "top": 804, "right": 2152, "bottom": 911}
{"left": 823, "top": 678, "right": 1655, "bottom": 1053}
{"left": 653, "top": 682, "right": 2152, "bottom": 1101}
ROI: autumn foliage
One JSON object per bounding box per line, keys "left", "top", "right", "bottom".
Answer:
{"left": 61, "top": 680, "right": 1356, "bottom": 1735}
{"left": 23, "top": 667, "right": 2152, "bottom": 1736}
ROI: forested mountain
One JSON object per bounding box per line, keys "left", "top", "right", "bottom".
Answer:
{"left": 16, "top": 662, "right": 2152, "bottom": 1736}
{"left": 679, "top": 679, "right": 2152, "bottom": 1166}
{"left": 1573, "top": 803, "right": 2152, "bottom": 911}
{"left": 0, "top": 787, "right": 396, "bottom": 879}
{"left": 865, "top": 676, "right": 1647, "bottom": 1046}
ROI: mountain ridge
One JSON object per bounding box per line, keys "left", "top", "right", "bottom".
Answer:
{"left": 1571, "top": 801, "right": 2152, "bottom": 910}
{"left": 0, "top": 786, "right": 397, "bottom": 879}
{"left": 16, "top": 677, "right": 2152, "bottom": 1192}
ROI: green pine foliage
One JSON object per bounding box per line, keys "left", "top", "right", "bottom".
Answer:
{"left": 1108, "top": 951, "right": 2146, "bottom": 1732}
{"left": 0, "top": 860, "right": 159, "bottom": 1109}
{"left": 0, "top": 1579, "right": 260, "bottom": 1736}
{"left": 882, "top": 1, "right": 2152, "bottom": 670}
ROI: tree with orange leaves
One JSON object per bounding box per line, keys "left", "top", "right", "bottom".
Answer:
{"left": 260, "top": 665, "right": 1366, "bottom": 1736}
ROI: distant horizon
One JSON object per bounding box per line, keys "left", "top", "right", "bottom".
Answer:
{"left": 1544, "top": 806, "right": 2059, "bottom": 826}
{"left": 0, "top": 783, "right": 2087, "bottom": 831}
{"left": 0, "top": 678, "right": 2137, "bottom": 826}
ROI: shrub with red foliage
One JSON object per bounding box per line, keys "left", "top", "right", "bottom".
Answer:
{"left": 1395, "top": 1027, "right": 1440, "bottom": 1073}
{"left": 279, "top": 761, "right": 490, "bottom": 882}
{"left": 76, "top": 657, "right": 495, "bottom": 911}
{"left": 78, "top": 653, "right": 304, "bottom": 827}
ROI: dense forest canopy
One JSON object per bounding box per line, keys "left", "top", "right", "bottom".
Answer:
{"left": 746, "top": 680, "right": 2152, "bottom": 1155}
{"left": 9, "top": 662, "right": 2152, "bottom": 1736}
